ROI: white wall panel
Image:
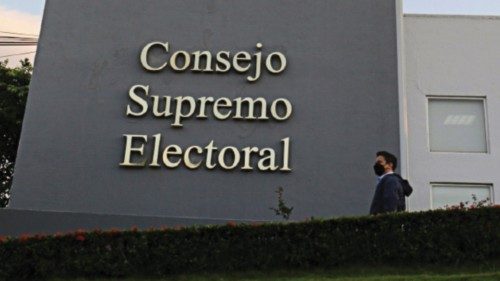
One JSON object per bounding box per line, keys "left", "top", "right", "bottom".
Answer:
{"left": 404, "top": 15, "right": 500, "bottom": 210}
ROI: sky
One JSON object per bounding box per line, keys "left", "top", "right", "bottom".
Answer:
{"left": 2, "top": 0, "right": 500, "bottom": 66}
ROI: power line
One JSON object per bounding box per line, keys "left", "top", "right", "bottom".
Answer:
{"left": 0, "top": 35, "right": 38, "bottom": 46}
{"left": 0, "top": 31, "right": 39, "bottom": 37}
{"left": 0, "top": 35, "right": 37, "bottom": 40}
{"left": 0, "top": 42, "right": 38, "bottom": 46}
{"left": 0, "top": 51, "right": 36, "bottom": 59}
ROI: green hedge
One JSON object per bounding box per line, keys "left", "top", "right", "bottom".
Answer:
{"left": 0, "top": 207, "right": 499, "bottom": 279}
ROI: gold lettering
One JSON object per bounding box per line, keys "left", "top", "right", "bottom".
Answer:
{"left": 119, "top": 134, "right": 148, "bottom": 167}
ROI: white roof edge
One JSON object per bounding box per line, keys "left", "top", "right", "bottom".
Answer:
{"left": 404, "top": 13, "right": 500, "bottom": 20}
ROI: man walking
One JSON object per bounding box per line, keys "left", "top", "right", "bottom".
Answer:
{"left": 370, "top": 151, "right": 406, "bottom": 215}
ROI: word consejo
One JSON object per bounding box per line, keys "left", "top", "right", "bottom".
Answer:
{"left": 140, "top": 42, "right": 286, "bottom": 82}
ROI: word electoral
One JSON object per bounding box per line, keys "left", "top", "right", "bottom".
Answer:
{"left": 120, "top": 134, "right": 291, "bottom": 171}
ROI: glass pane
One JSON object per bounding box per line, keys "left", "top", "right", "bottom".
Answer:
{"left": 428, "top": 99, "right": 487, "bottom": 152}
{"left": 432, "top": 184, "right": 491, "bottom": 209}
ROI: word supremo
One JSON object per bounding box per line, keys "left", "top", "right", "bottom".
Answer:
{"left": 126, "top": 85, "right": 293, "bottom": 127}
{"left": 140, "top": 42, "right": 286, "bottom": 82}
{"left": 120, "top": 134, "right": 291, "bottom": 171}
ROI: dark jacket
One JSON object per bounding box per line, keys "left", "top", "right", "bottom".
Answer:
{"left": 369, "top": 174, "right": 405, "bottom": 215}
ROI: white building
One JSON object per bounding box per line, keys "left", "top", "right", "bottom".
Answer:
{"left": 401, "top": 14, "right": 500, "bottom": 210}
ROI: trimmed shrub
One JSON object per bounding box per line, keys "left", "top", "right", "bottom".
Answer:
{"left": 0, "top": 207, "right": 499, "bottom": 279}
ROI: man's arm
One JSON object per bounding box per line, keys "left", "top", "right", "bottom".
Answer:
{"left": 382, "top": 177, "right": 401, "bottom": 212}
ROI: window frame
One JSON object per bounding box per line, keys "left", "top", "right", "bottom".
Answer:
{"left": 426, "top": 96, "right": 490, "bottom": 154}
{"left": 430, "top": 182, "right": 494, "bottom": 210}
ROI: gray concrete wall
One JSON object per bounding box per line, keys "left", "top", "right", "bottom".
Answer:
{"left": 8, "top": 0, "right": 400, "bottom": 221}
{"left": 0, "top": 209, "right": 245, "bottom": 237}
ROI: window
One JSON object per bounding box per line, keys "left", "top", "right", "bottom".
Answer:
{"left": 431, "top": 183, "right": 492, "bottom": 209}
{"left": 428, "top": 97, "right": 487, "bottom": 153}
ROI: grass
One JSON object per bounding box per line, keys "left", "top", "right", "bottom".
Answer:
{"left": 51, "top": 262, "right": 500, "bottom": 281}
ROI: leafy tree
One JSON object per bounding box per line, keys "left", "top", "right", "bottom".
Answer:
{"left": 0, "top": 59, "right": 32, "bottom": 207}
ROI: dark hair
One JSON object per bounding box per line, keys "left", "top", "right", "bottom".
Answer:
{"left": 376, "top": 151, "right": 398, "bottom": 170}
